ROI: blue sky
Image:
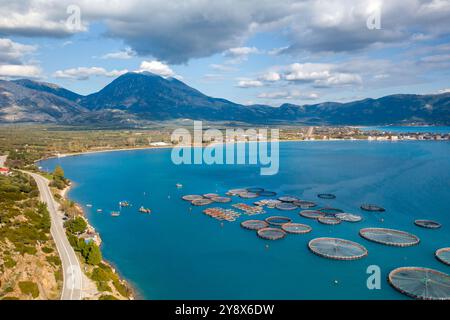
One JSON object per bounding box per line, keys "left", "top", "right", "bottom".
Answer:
{"left": 1, "top": 0, "right": 449, "bottom": 106}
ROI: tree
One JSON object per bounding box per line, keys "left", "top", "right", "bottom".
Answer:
{"left": 64, "top": 217, "right": 87, "bottom": 234}
{"left": 53, "top": 165, "right": 65, "bottom": 179}
{"left": 85, "top": 243, "right": 102, "bottom": 265}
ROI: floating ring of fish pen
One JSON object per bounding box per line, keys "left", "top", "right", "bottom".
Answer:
{"left": 265, "top": 216, "right": 292, "bottom": 226}
{"left": 203, "top": 193, "right": 219, "bottom": 199}
{"left": 239, "top": 192, "right": 259, "bottom": 199}
{"left": 319, "top": 207, "right": 344, "bottom": 216}
{"left": 308, "top": 237, "right": 368, "bottom": 260}
{"left": 317, "top": 193, "right": 336, "bottom": 199}
{"left": 435, "top": 248, "right": 450, "bottom": 266}
{"left": 360, "top": 204, "right": 386, "bottom": 212}
{"left": 388, "top": 267, "right": 450, "bottom": 300}
{"left": 241, "top": 219, "right": 269, "bottom": 230}
{"left": 246, "top": 187, "right": 265, "bottom": 193}
{"left": 275, "top": 202, "right": 298, "bottom": 211}
{"left": 299, "top": 210, "right": 325, "bottom": 219}
{"left": 191, "top": 198, "right": 213, "bottom": 206}
{"left": 228, "top": 188, "right": 247, "bottom": 195}
{"left": 281, "top": 222, "right": 312, "bottom": 234}
{"left": 278, "top": 196, "right": 299, "bottom": 203}
{"left": 359, "top": 228, "right": 420, "bottom": 247}
{"left": 182, "top": 195, "right": 204, "bottom": 201}
{"left": 257, "top": 227, "right": 287, "bottom": 240}
{"left": 293, "top": 200, "right": 317, "bottom": 209}
{"left": 318, "top": 216, "right": 341, "bottom": 225}
{"left": 335, "top": 213, "right": 363, "bottom": 222}
{"left": 211, "top": 196, "right": 231, "bottom": 203}
{"left": 258, "top": 190, "right": 277, "bottom": 197}
{"left": 414, "top": 219, "right": 441, "bottom": 229}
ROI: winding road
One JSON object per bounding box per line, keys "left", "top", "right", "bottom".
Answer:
{"left": 25, "top": 171, "right": 83, "bottom": 300}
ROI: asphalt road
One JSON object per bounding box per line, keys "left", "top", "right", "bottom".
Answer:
{"left": 26, "top": 171, "right": 83, "bottom": 300}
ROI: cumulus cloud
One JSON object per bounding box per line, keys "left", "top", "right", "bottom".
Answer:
{"left": 137, "top": 60, "right": 175, "bottom": 78}
{"left": 101, "top": 47, "right": 136, "bottom": 60}
{"left": 0, "top": 65, "right": 41, "bottom": 78}
{"left": 53, "top": 66, "right": 128, "bottom": 80}
{"left": 259, "top": 71, "right": 281, "bottom": 82}
{"left": 209, "top": 64, "right": 238, "bottom": 72}
{"left": 258, "top": 90, "right": 319, "bottom": 100}
{"left": 237, "top": 79, "right": 264, "bottom": 88}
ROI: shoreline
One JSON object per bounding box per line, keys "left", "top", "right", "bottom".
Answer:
{"left": 58, "top": 180, "right": 137, "bottom": 300}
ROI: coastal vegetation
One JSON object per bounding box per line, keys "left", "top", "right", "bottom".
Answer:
{"left": 0, "top": 172, "right": 62, "bottom": 300}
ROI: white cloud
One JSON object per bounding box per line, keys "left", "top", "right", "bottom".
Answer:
{"left": 209, "top": 64, "right": 237, "bottom": 72}
{"left": 437, "top": 88, "right": 450, "bottom": 94}
{"left": 0, "top": 64, "right": 41, "bottom": 78}
{"left": 53, "top": 67, "right": 128, "bottom": 80}
{"left": 0, "top": 38, "right": 36, "bottom": 64}
{"left": 258, "top": 90, "right": 319, "bottom": 100}
{"left": 259, "top": 71, "right": 281, "bottom": 82}
{"left": 101, "top": 47, "right": 136, "bottom": 60}
{"left": 225, "top": 46, "right": 260, "bottom": 57}
{"left": 137, "top": 60, "right": 175, "bottom": 78}
{"left": 237, "top": 79, "right": 264, "bottom": 88}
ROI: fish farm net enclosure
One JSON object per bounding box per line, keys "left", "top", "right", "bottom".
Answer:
{"left": 257, "top": 227, "right": 286, "bottom": 240}
{"left": 182, "top": 194, "right": 204, "bottom": 201}
{"left": 293, "top": 200, "right": 317, "bottom": 208}
{"left": 278, "top": 196, "right": 299, "bottom": 202}
{"left": 240, "top": 220, "right": 269, "bottom": 230}
{"left": 360, "top": 204, "right": 386, "bottom": 212}
{"left": 435, "top": 248, "right": 450, "bottom": 266}
{"left": 414, "top": 219, "right": 442, "bottom": 229}
{"left": 336, "top": 213, "right": 363, "bottom": 222}
{"left": 388, "top": 267, "right": 450, "bottom": 300}
{"left": 317, "top": 193, "right": 336, "bottom": 199}
{"left": 359, "top": 228, "right": 420, "bottom": 247}
{"left": 265, "top": 216, "right": 292, "bottom": 226}
{"left": 318, "top": 216, "right": 341, "bottom": 225}
{"left": 275, "top": 202, "right": 298, "bottom": 211}
{"left": 281, "top": 223, "right": 312, "bottom": 234}
{"left": 308, "top": 237, "right": 368, "bottom": 260}
{"left": 299, "top": 210, "right": 325, "bottom": 219}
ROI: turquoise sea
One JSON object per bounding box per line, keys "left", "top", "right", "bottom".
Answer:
{"left": 39, "top": 141, "right": 450, "bottom": 299}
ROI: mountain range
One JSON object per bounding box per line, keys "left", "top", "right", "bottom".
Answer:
{"left": 1, "top": 72, "right": 449, "bottom": 126}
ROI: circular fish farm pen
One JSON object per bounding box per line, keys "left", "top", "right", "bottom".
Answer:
{"left": 203, "top": 193, "right": 219, "bottom": 199}
{"left": 388, "top": 267, "right": 450, "bottom": 300}
{"left": 275, "top": 202, "right": 298, "bottom": 211}
{"left": 435, "top": 248, "right": 450, "bottom": 266}
{"left": 319, "top": 207, "right": 344, "bottom": 216}
{"left": 254, "top": 199, "right": 281, "bottom": 208}
{"left": 308, "top": 237, "right": 368, "bottom": 261}
{"left": 317, "top": 193, "right": 336, "bottom": 199}
{"left": 278, "top": 196, "right": 299, "bottom": 203}
{"left": 281, "top": 222, "right": 312, "bottom": 234}
{"left": 265, "top": 216, "right": 292, "bottom": 226}
{"left": 359, "top": 228, "right": 420, "bottom": 247}
{"left": 361, "top": 204, "right": 386, "bottom": 212}
{"left": 299, "top": 210, "right": 325, "bottom": 219}
{"left": 239, "top": 192, "right": 259, "bottom": 199}
{"left": 227, "top": 188, "right": 247, "bottom": 196}
{"left": 414, "top": 219, "right": 442, "bottom": 229}
{"left": 191, "top": 198, "right": 214, "bottom": 206}
{"left": 241, "top": 220, "right": 269, "bottom": 231}
{"left": 293, "top": 200, "right": 317, "bottom": 209}
{"left": 318, "top": 216, "right": 341, "bottom": 225}
{"left": 257, "top": 227, "right": 287, "bottom": 240}
{"left": 258, "top": 190, "right": 277, "bottom": 197}
{"left": 211, "top": 196, "right": 231, "bottom": 203}
{"left": 336, "top": 213, "right": 363, "bottom": 223}
{"left": 246, "top": 187, "right": 265, "bottom": 193}
{"left": 182, "top": 195, "right": 204, "bottom": 201}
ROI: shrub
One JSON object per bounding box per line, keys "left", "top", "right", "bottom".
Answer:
{"left": 18, "top": 281, "right": 39, "bottom": 298}
{"left": 64, "top": 217, "right": 87, "bottom": 234}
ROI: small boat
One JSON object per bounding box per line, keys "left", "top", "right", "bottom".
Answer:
{"left": 119, "top": 201, "right": 130, "bottom": 207}
{"left": 86, "top": 204, "right": 93, "bottom": 207}
{"left": 111, "top": 211, "right": 120, "bottom": 217}
{"left": 96, "top": 209, "right": 103, "bottom": 213}
{"left": 176, "top": 183, "right": 183, "bottom": 188}
{"left": 139, "top": 206, "right": 151, "bottom": 214}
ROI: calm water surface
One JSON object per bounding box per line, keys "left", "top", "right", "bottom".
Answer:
{"left": 40, "top": 141, "right": 450, "bottom": 299}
